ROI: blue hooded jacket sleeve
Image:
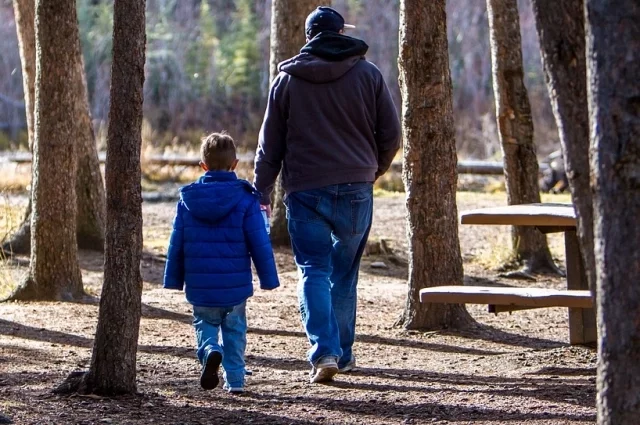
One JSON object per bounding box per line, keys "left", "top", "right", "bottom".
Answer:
{"left": 244, "top": 198, "right": 280, "bottom": 290}
{"left": 163, "top": 202, "right": 185, "bottom": 290}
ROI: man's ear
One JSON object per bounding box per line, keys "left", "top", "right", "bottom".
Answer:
{"left": 199, "top": 161, "right": 208, "bottom": 171}
{"left": 229, "top": 158, "right": 239, "bottom": 171}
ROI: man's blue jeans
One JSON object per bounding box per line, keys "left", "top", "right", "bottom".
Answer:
{"left": 192, "top": 302, "right": 246, "bottom": 388}
{"left": 285, "top": 183, "right": 373, "bottom": 368}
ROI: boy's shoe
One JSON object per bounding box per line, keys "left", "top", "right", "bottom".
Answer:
{"left": 200, "top": 350, "right": 222, "bottom": 390}
{"left": 309, "top": 356, "right": 339, "bottom": 383}
{"left": 338, "top": 356, "right": 356, "bottom": 373}
{"left": 223, "top": 383, "right": 245, "bottom": 394}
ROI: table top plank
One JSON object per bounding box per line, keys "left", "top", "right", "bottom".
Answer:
{"left": 420, "top": 285, "right": 593, "bottom": 308}
{"left": 460, "top": 203, "right": 576, "bottom": 227}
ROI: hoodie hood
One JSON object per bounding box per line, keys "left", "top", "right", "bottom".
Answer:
{"left": 279, "top": 32, "right": 369, "bottom": 84}
{"left": 180, "top": 171, "right": 255, "bottom": 222}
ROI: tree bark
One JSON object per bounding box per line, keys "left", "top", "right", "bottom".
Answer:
{"left": 3, "top": 0, "right": 36, "bottom": 257}
{"left": 74, "top": 56, "right": 106, "bottom": 252}
{"left": 267, "top": 0, "right": 328, "bottom": 247}
{"left": 530, "top": 0, "right": 596, "bottom": 295}
{"left": 585, "top": 1, "right": 640, "bottom": 423}
{"left": 12, "top": 0, "right": 35, "bottom": 150}
{"left": 3, "top": 0, "right": 105, "bottom": 256}
{"left": 397, "top": 0, "right": 474, "bottom": 330}
{"left": 78, "top": 0, "right": 146, "bottom": 395}
{"left": 486, "top": 0, "right": 557, "bottom": 274}
{"left": 8, "top": 0, "right": 84, "bottom": 301}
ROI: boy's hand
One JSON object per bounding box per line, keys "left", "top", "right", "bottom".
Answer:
{"left": 260, "top": 204, "right": 272, "bottom": 218}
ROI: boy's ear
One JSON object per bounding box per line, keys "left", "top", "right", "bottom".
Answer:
{"left": 229, "top": 158, "right": 239, "bottom": 171}
{"left": 199, "top": 161, "right": 208, "bottom": 171}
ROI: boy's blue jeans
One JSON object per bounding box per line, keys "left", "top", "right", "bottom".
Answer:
{"left": 192, "top": 302, "right": 246, "bottom": 388}
{"left": 285, "top": 183, "right": 373, "bottom": 368}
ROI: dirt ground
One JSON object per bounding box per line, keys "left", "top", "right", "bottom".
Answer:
{"left": 0, "top": 191, "right": 597, "bottom": 425}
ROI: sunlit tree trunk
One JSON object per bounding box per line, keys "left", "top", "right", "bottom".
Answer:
{"left": 75, "top": 57, "right": 106, "bottom": 251}
{"left": 530, "top": 0, "right": 595, "bottom": 294}
{"left": 585, "top": 0, "right": 640, "bottom": 423}
{"left": 397, "top": 0, "right": 473, "bottom": 330}
{"left": 8, "top": 0, "right": 84, "bottom": 301}
{"left": 3, "top": 0, "right": 105, "bottom": 256}
{"left": 3, "top": 0, "right": 36, "bottom": 256}
{"left": 267, "top": 0, "right": 328, "bottom": 247}
{"left": 79, "top": 0, "right": 146, "bottom": 395}
{"left": 12, "top": 0, "right": 35, "bottom": 150}
{"left": 486, "top": 0, "right": 557, "bottom": 274}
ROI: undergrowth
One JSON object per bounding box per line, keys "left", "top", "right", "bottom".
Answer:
{"left": 0, "top": 193, "right": 24, "bottom": 299}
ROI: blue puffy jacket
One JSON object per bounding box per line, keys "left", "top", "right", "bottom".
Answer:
{"left": 163, "top": 171, "right": 279, "bottom": 307}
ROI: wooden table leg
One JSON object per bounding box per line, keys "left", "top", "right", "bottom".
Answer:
{"left": 565, "top": 230, "right": 597, "bottom": 344}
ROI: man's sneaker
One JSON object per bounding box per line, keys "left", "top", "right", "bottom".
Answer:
{"left": 338, "top": 356, "right": 356, "bottom": 373}
{"left": 223, "top": 383, "right": 245, "bottom": 394}
{"left": 200, "top": 351, "right": 222, "bottom": 390}
{"left": 310, "top": 356, "right": 339, "bottom": 383}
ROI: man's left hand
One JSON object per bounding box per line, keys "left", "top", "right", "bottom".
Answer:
{"left": 260, "top": 204, "right": 272, "bottom": 218}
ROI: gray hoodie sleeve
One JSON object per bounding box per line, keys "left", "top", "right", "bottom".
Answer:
{"left": 374, "top": 74, "right": 401, "bottom": 179}
{"left": 253, "top": 74, "right": 289, "bottom": 205}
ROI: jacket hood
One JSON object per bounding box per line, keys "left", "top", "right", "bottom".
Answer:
{"left": 180, "top": 171, "right": 255, "bottom": 222}
{"left": 279, "top": 32, "right": 368, "bottom": 83}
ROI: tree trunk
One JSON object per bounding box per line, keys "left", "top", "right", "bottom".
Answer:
{"left": 2, "top": 0, "right": 36, "bottom": 257}
{"left": 585, "top": 1, "right": 640, "bottom": 423}
{"left": 8, "top": 0, "right": 84, "bottom": 301}
{"left": 267, "top": 0, "right": 328, "bottom": 247}
{"left": 530, "top": 0, "right": 596, "bottom": 295}
{"left": 12, "top": 0, "right": 35, "bottom": 150}
{"left": 75, "top": 56, "right": 106, "bottom": 252}
{"left": 397, "top": 0, "right": 474, "bottom": 330}
{"left": 2, "top": 0, "right": 105, "bottom": 256}
{"left": 78, "top": 0, "right": 146, "bottom": 395}
{"left": 486, "top": 0, "right": 557, "bottom": 274}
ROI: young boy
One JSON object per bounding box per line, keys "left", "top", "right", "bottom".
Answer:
{"left": 163, "top": 132, "right": 279, "bottom": 393}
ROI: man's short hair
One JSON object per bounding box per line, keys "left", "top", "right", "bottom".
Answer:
{"left": 200, "top": 132, "right": 237, "bottom": 171}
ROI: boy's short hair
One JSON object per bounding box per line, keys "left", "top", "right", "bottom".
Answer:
{"left": 200, "top": 132, "right": 237, "bottom": 170}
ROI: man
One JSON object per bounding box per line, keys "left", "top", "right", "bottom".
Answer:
{"left": 253, "top": 6, "right": 401, "bottom": 383}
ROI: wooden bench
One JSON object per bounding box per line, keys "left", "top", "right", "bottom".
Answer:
{"left": 420, "top": 286, "right": 593, "bottom": 311}
{"left": 422, "top": 203, "right": 597, "bottom": 345}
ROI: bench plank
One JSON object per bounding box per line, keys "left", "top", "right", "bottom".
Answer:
{"left": 460, "top": 203, "right": 576, "bottom": 227}
{"left": 420, "top": 286, "right": 593, "bottom": 309}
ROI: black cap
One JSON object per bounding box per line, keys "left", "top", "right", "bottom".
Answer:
{"left": 305, "top": 6, "right": 355, "bottom": 38}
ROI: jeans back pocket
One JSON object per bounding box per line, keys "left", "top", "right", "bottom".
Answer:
{"left": 351, "top": 196, "right": 373, "bottom": 235}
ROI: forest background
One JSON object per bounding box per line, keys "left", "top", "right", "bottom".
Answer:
{"left": 0, "top": 0, "right": 558, "bottom": 160}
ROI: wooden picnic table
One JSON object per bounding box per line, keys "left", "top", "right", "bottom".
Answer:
{"left": 459, "top": 203, "right": 596, "bottom": 345}
{"left": 420, "top": 203, "right": 596, "bottom": 344}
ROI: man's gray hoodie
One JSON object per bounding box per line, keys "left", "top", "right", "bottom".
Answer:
{"left": 253, "top": 32, "right": 401, "bottom": 205}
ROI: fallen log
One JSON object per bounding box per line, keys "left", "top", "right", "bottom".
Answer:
{"left": 6, "top": 153, "right": 549, "bottom": 175}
